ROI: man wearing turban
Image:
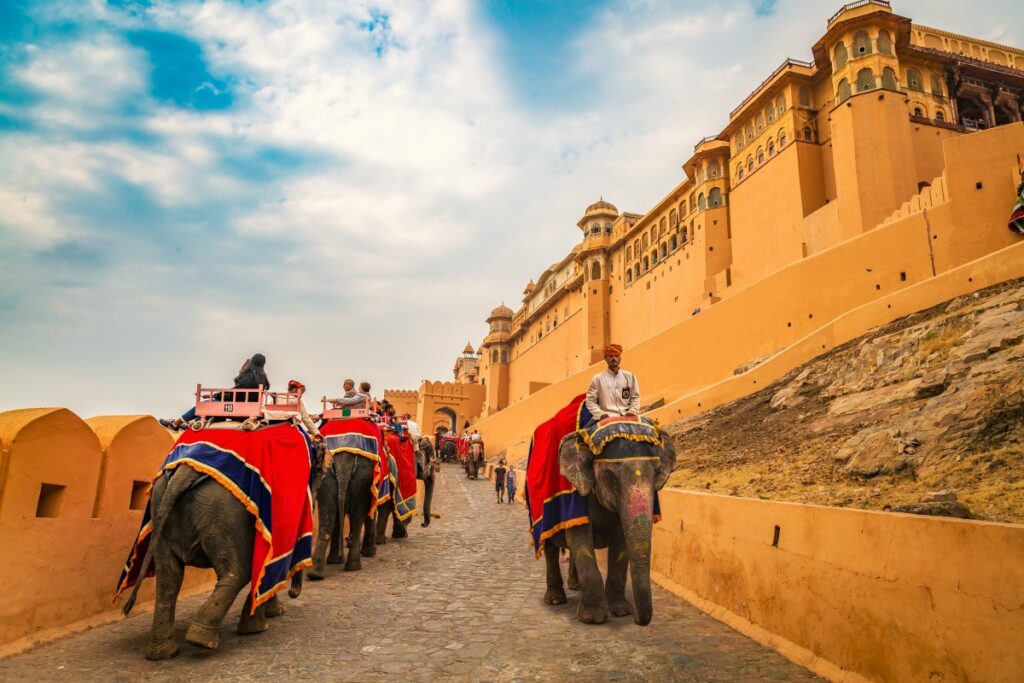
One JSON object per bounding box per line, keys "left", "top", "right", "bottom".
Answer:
{"left": 584, "top": 344, "right": 641, "bottom": 425}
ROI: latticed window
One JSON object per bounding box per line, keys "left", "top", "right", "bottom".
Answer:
{"left": 799, "top": 86, "right": 810, "bottom": 107}
{"left": 776, "top": 94, "right": 786, "bottom": 114}
{"left": 708, "top": 158, "right": 721, "bottom": 177}
{"left": 746, "top": 123, "right": 754, "bottom": 142}
{"left": 930, "top": 74, "right": 943, "bottom": 97}
{"left": 877, "top": 30, "right": 892, "bottom": 54}
{"left": 757, "top": 148, "right": 765, "bottom": 164}
{"left": 679, "top": 201, "right": 687, "bottom": 217}
{"left": 768, "top": 140, "right": 776, "bottom": 156}
{"left": 834, "top": 42, "right": 848, "bottom": 69}
{"left": 767, "top": 105, "right": 775, "bottom": 123}
{"left": 697, "top": 193, "right": 706, "bottom": 211}
{"left": 856, "top": 68, "right": 875, "bottom": 92}
{"left": 633, "top": 239, "right": 640, "bottom": 254}
{"left": 747, "top": 157, "right": 754, "bottom": 174}
{"left": 642, "top": 234, "right": 649, "bottom": 249}
{"left": 669, "top": 209, "right": 677, "bottom": 227}
{"left": 780, "top": 130, "right": 788, "bottom": 146}
{"left": 907, "top": 68, "right": 923, "bottom": 91}
{"left": 659, "top": 218, "right": 667, "bottom": 236}
{"left": 837, "top": 78, "right": 852, "bottom": 103}
{"left": 756, "top": 114, "right": 765, "bottom": 132}
{"left": 709, "top": 187, "right": 723, "bottom": 207}
{"left": 881, "top": 67, "right": 898, "bottom": 90}
{"left": 853, "top": 31, "right": 872, "bottom": 56}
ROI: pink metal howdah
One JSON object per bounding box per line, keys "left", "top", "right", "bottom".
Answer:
{"left": 193, "top": 384, "right": 265, "bottom": 419}
{"left": 263, "top": 390, "right": 303, "bottom": 413}
{"left": 321, "top": 396, "right": 370, "bottom": 421}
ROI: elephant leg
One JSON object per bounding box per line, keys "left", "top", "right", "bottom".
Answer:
{"left": 237, "top": 593, "right": 269, "bottom": 635}
{"left": 391, "top": 508, "right": 407, "bottom": 539}
{"left": 345, "top": 499, "right": 371, "bottom": 571}
{"left": 375, "top": 503, "right": 389, "bottom": 545}
{"left": 567, "top": 553, "right": 581, "bottom": 591}
{"left": 327, "top": 514, "right": 343, "bottom": 564}
{"left": 186, "top": 571, "right": 248, "bottom": 649}
{"left": 144, "top": 544, "right": 184, "bottom": 660}
{"left": 288, "top": 570, "right": 304, "bottom": 599}
{"left": 361, "top": 513, "right": 377, "bottom": 557}
{"left": 264, "top": 593, "right": 286, "bottom": 618}
{"left": 420, "top": 477, "right": 434, "bottom": 527}
{"left": 309, "top": 475, "right": 338, "bottom": 580}
{"left": 543, "top": 540, "right": 567, "bottom": 605}
{"left": 604, "top": 519, "right": 634, "bottom": 618}
{"left": 566, "top": 525, "right": 609, "bottom": 624}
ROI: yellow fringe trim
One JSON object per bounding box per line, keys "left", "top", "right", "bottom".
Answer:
{"left": 576, "top": 428, "right": 665, "bottom": 456}
{"left": 533, "top": 516, "right": 590, "bottom": 558}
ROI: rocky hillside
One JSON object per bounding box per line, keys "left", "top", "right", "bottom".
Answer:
{"left": 665, "top": 278, "right": 1024, "bottom": 523}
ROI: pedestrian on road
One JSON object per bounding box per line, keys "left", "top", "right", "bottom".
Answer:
{"left": 494, "top": 461, "right": 507, "bottom": 503}
{"left": 506, "top": 467, "right": 517, "bottom": 504}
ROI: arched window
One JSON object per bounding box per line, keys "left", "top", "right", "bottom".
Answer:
{"left": 649, "top": 226, "right": 657, "bottom": 242}
{"left": 881, "top": 66, "right": 898, "bottom": 90}
{"left": 625, "top": 245, "right": 632, "bottom": 260}
{"left": 834, "top": 41, "right": 848, "bottom": 69}
{"left": 877, "top": 30, "right": 892, "bottom": 55}
{"left": 626, "top": 270, "right": 633, "bottom": 284}
{"left": 803, "top": 126, "right": 812, "bottom": 141}
{"left": 747, "top": 156, "right": 754, "bottom": 174}
{"left": 853, "top": 30, "right": 872, "bottom": 56}
{"left": 709, "top": 187, "right": 723, "bottom": 207}
{"left": 669, "top": 209, "right": 678, "bottom": 227}
{"left": 591, "top": 261, "right": 602, "bottom": 280}
{"left": 768, "top": 140, "right": 776, "bottom": 156}
{"left": 913, "top": 106, "right": 924, "bottom": 118}
{"left": 756, "top": 113, "right": 765, "bottom": 132}
{"left": 670, "top": 234, "right": 677, "bottom": 250}
{"left": 501, "top": 350, "right": 508, "bottom": 364}
{"left": 633, "top": 239, "right": 640, "bottom": 255}
{"left": 856, "top": 68, "right": 875, "bottom": 92}
{"left": 757, "top": 147, "right": 765, "bottom": 164}
{"left": 690, "top": 194, "right": 696, "bottom": 211}
{"left": 738, "top": 165, "right": 745, "bottom": 180}
{"left": 935, "top": 109, "right": 945, "bottom": 122}
{"left": 679, "top": 201, "right": 687, "bottom": 218}
{"left": 697, "top": 193, "right": 706, "bottom": 210}
{"left": 708, "top": 158, "right": 721, "bottom": 177}
{"left": 745, "top": 123, "right": 754, "bottom": 142}
{"left": 837, "top": 78, "right": 852, "bottom": 103}
{"left": 660, "top": 243, "right": 667, "bottom": 259}
{"left": 799, "top": 86, "right": 810, "bottom": 107}
{"left": 776, "top": 93, "right": 786, "bottom": 114}
{"left": 767, "top": 104, "right": 775, "bottom": 123}
{"left": 683, "top": 226, "right": 689, "bottom": 242}
{"left": 930, "top": 74, "right": 943, "bottom": 97}
{"left": 907, "top": 68, "right": 923, "bottom": 92}
{"left": 642, "top": 256, "right": 649, "bottom": 272}
{"left": 779, "top": 130, "right": 788, "bottom": 146}
{"left": 659, "top": 217, "right": 667, "bottom": 236}
{"left": 642, "top": 234, "right": 649, "bottom": 249}
{"left": 491, "top": 350, "right": 498, "bottom": 363}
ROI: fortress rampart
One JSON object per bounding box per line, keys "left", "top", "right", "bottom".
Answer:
{"left": 0, "top": 410, "right": 212, "bottom": 655}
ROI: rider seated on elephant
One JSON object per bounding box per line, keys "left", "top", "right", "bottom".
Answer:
{"left": 331, "top": 378, "right": 367, "bottom": 410}
{"left": 583, "top": 344, "right": 640, "bottom": 428}
{"left": 275, "top": 379, "right": 322, "bottom": 440}
{"left": 160, "top": 353, "right": 270, "bottom": 430}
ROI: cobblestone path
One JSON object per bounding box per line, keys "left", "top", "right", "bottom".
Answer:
{"left": 0, "top": 465, "right": 820, "bottom": 682}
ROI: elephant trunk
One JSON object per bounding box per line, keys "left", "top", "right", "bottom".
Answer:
{"left": 620, "top": 486, "right": 655, "bottom": 626}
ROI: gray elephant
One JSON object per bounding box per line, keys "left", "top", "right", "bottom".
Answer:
{"left": 308, "top": 450, "right": 377, "bottom": 577}
{"left": 543, "top": 433, "right": 675, "bottom": 626}
{"left": 416, "top": 437, "right": 437, "bottom": 527}
{"left": 465, "top": 441, "right": 484, "bottom": 479}
{"left": 121, "top": 457, "right": 318, "bottom": 660}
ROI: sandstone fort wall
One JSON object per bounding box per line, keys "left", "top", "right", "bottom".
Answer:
{"left": 0, "top": 411, "right": 213, "bottom": 655}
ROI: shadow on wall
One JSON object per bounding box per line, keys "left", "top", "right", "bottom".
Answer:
{"left": 0, "top": 409, "right": 212, "bottom": 653}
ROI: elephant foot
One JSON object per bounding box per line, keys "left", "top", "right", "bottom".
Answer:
{"left": 185, "top": 621, "right": 221, "bottom": 650}
{"left": 544, "top": 587, "right": 567, "bottom": 605}
{"left": 327, "top": 554, "right": 343, "bottom": 565}
{"left": 306, "top": 564, "right": 325, "bottom": 581}
{"left": 344, "top": 559, "right": 362, "bottom": 572}
{"left": 145, "top": 638, "right": 180, "bottom": 661}
{"left": 360, "top": 545, "right": 376, "bottom": 558}
{"left": 236, "top": 616, "right": 268, "bottom": 636}
{"left": 288, "top": 585, "right": 302, "bottom": 599}
{"left": 391, "top": 526, "right": 407, "bottom": 539}
{"left": 567, "top": 576, "right": 581, "bottom": 591}
{"left": 265, "top": 598, "right": 286, "bottom": 618}
{"left": 608, "top": 599, "right": 635, "bottom": 618}
{"left": 376, "top": 536, "right": 388, "bottom": 545}
{"left": 578, "top": 602, "right": 610, "bottom": 625}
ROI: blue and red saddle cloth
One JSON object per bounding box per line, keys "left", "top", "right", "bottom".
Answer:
{"left": 525, "top": 395, "right": 662, "bottom": 557}
{"left": 115, "top": 423, "right": 316, "bottom": 613}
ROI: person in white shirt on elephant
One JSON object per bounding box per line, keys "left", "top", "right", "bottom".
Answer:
{"left": 584, "top": 343, "right": 640, "bottom": 426}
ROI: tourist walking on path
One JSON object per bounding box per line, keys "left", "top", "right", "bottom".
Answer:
{"left": 506, "top": 467, "right": 517, "bottom": 504}
{"left": 494, "top": 461, "right": 507, "bottom": 503}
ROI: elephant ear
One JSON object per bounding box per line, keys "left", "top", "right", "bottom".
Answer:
{"left": 654, "top": 434, "right": 677, "bottom": 491}
{"left": 558, "top": 434, "right": 595, "bottom": 496}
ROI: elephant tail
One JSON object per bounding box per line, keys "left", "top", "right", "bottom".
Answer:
{"left": 122, "top": 466, "right": 202, "bottom": 616}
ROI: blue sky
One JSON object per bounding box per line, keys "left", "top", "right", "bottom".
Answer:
{"left": 1, "top": 0, "right": 1022, "bottom": 417}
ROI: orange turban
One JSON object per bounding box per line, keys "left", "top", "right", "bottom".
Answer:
{"left": 604, "top": 344, "right": 623, "bottom": 357}
{"left": 287, "top": 379, "right": 306, "bottom": 392}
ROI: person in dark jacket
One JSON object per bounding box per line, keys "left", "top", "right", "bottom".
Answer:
{"left": 160, "top": 354, "right": 270, "bottom": 430}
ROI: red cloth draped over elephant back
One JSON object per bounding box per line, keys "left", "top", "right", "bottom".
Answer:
{"left": 116, "top": 423, "right": 315, "bottom": 612}
{"left": 382, "top": 430, "right": 418, "bottom": 522}
{"left": 319, "top": 417, "right": 385, "bottom": 518}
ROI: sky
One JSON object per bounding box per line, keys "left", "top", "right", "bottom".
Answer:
{"left": 1, "top": 0, "right": 1022, "bottom": 418}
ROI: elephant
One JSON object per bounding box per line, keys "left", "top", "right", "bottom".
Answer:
{"left": 543, "top": 432, "right": 676, "bottom": 626}
{"left": 308, "top": 449, "right": 378, "bottom": 577}
{"left": 440, "top": 438, "right": 457, "bottom": 462}
{"left": 465, "top": 441, "right": 484, "bottom": 479}
{"left": 417, "top": 437, "right": 437, "bottom": 527}
{"left": 121, "top": 462, "right": 312, "bottom": 660}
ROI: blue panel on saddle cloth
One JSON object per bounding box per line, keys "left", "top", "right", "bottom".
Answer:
{"left": 326, "top": 433, "right": 380, "bottom": 458}
{"left": 580, "top": 416, "right": 662, "bottom": 455}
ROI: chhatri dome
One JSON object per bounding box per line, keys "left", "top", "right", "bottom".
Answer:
{"left": 488, "top": 303, "right": 514, "bottom": 320}
{"left": 462, "top": 342, "right": 475, "bottom": 355}
{"left": 577, "top": 197, "right": 619, "bottom": 229}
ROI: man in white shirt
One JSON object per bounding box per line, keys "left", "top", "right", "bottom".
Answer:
{"left": 403, "top": 413, "right": 421, "bottom": 438}
{"left": 584, "top": 344, "right": 641, "bottom": 424}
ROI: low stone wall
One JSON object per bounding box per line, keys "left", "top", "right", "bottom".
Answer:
{"left": 0, "top": 410, "right": 214, "bottom": 656}
{"left": 651, "top": 489, "right": 1024, "bottom": 683}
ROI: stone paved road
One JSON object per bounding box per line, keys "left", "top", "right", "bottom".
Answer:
{"left": 0, "top": 465, "right": 821, "bottom": 682}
